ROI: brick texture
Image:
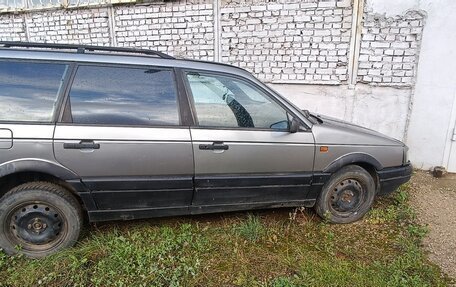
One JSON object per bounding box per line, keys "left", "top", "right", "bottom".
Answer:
{"left": 114, "top": 2, "right": 214, "bottom": 60}
{"left": 26, "top": 8, "right": 110, "bottom": 45}
{"left": 357, "top": 10, "right": 426, "bottom": 87}
{"left": 0, "top": 0, "right": 427, "bottom": 88}
{"left": 221, "top": 0, "right": 352, "bottom": 84}
{"left": 0, "top": 14, "right": 27, "bottom": 41}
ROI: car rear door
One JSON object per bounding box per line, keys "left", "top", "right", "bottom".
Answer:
{"left": 53, "top": 64, "right": 194, "bottom": 212}
{"left": 182, "top": 70, "right": 315, "bottom": 208}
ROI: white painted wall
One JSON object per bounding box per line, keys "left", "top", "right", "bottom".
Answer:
{"left": 363, "top": 0, "right": 456, "bottom": 171}
{"left": 272, "top": 83, "right": 411, "bottom": 141}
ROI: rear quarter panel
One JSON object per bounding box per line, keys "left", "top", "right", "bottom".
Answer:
{"left": 0, "top": 124, "right": 56, "bottom": 167}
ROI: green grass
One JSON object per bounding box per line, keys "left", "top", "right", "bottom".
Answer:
{"left": 0, "top": 184, "right": 453, "bottom": 286}
{"left": 235, "top": 214, "right": 266, "bottom": 242}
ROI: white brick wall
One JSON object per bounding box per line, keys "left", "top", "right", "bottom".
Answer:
{"left": 221, "top": 0, "right": 352, "bottom": 84}
{"left": 114, "top": 2, "right": 215, "bottom": 60}
{"left": 26, "top": 8, "right": 111, "bottom": 45}
{"left": 0, "top": 14, "right": 27, "bottom": 41}
{"left": 222, "top": 0, "right": 348, "bottom": 6}
{"left": 357, "top": 10, "right": 425, "bottom": 87}
{"left": 0, "top": 0, "right": 426, "bottom": 88}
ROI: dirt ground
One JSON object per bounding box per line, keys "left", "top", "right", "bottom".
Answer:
{"left": 408, "top": 170, "right": 456, "bottom": 280}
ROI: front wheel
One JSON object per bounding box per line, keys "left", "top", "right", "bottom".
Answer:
{"left": 315, "top": 165, "right": 376, "bottom": 224}
{"left": 0, "top": 182, "right": 83, "bottom": 258}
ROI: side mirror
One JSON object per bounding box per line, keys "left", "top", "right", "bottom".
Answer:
{"left": 289, "top": 118, "right": 300, "bottom": 133}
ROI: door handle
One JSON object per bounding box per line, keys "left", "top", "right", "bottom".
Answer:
{"left": 63, "top": 140, "right": 100, "bottom": 150}
{"left": 199, "top": 142, "right": 229, "bottom": 151}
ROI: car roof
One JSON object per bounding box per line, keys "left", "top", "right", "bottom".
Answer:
{"left": 0, "top": 47, "right": 254, "bottom": 80}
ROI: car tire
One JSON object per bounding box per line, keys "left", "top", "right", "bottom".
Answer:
{"left": 315, "top": 165, "right": 376, "bottom": 224}
{"left": 0, "top": 182, "right": 83, "bottom": 258}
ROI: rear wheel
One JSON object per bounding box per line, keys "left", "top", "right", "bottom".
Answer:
{"left": 0, "top": 182, "right": 82, "bottom": 258}
{"left": 315, "top": 165, "right": 376, "bottom": 223}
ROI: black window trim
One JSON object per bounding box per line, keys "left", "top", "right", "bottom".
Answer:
{"left": 180, "top": 68, "right": 310, "bottom": 132}
{"left": 0, "top": 58, "right": 73, "bottom": 125}
{"left": 57, "top": 62, "right": 78, "bottom": 123}
{"left": 58, "top": 62, "right": 188, "bottom": 128}
{"left": 174, "top": 67, "right": 195, "bottom": 126}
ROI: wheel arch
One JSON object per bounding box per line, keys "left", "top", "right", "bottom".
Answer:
{"left": 0, "top": 159, "right": 79, "bottom": 181}
{"left": 0, "top": 159, "right": 89, "bottom": 209}
{"left": 322, "top": 153, "right": 382, "bottom": 192}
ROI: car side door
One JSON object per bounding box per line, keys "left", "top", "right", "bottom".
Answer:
{"left": 53, "top": 64, "right": 194, "bottom": 214}
{"left": 183, "top": 70, "right": 315, "bottom": 208}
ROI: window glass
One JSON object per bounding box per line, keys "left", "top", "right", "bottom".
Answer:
{"left": 186, "top": 72, "right": 289, "bottom": 129}
{"left": 68, "top": 65, "right": 180, "bottom": 126}
{"left": 0, "top": 61, "right": 68, "bottom": 122}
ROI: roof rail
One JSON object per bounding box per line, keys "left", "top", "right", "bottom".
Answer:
{"left": 0, "top": 41, "right": 175, "bottom": 59}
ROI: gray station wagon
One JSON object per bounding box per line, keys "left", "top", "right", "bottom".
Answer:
{"left": 0, "top": 42, "right": 412, "bottom": 257}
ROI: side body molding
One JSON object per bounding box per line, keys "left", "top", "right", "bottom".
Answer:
{"left": 323, "top": 152, "right": 383, "bottom": 173}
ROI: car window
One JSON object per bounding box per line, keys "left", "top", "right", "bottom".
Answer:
{"left": 186, "top": 72, "right": 289, "bottom": 130}
{"left": 0, "top": 61, "right": 68, "bottom": 122}
{"left": 68, "top": 65, "right": 180, "bottom": 126}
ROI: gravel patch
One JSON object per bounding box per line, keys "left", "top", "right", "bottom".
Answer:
{"left": 408, "top": 170, "right": 456, "bottom": 280}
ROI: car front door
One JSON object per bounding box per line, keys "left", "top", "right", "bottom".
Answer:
{"left": 183, "top": 71, "right": 315, "bottom": 209}
{"left": 53, "top": 64, "right": 194, "bottom": 213}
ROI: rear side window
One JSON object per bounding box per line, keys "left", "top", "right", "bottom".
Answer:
{"left": 0, "top": 61, "right": 68, "bottom": 122}
{"left": 67, "top": 65, "right": 180, "bottom": 126}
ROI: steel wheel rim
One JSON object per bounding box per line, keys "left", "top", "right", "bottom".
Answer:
{"left": 5, "top": 201, "right": 68, "bottom": 252}
{"left": 329, "top": 179, "right": 366, "bottom": 216}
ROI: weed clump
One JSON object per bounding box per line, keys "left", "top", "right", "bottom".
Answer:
{"left": 236, "top": 214, "right": 265, "bottom": 242}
